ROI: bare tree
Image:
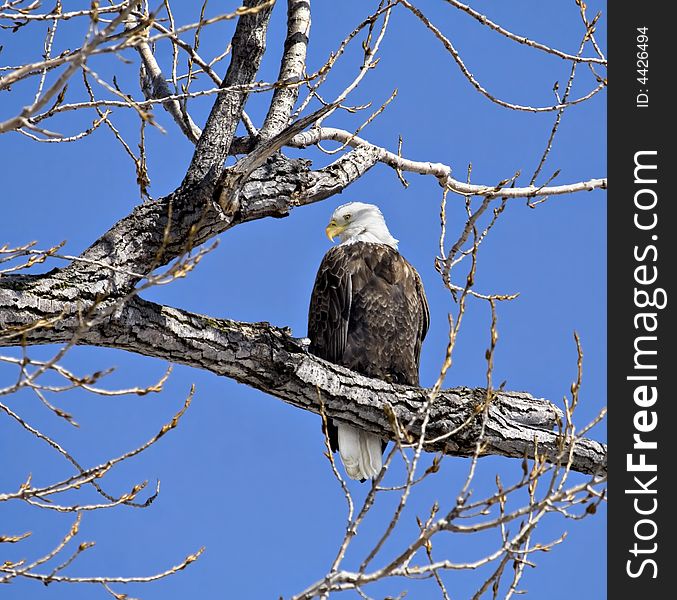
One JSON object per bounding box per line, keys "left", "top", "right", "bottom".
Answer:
{"left": 0, "top": 1, "right": 606, "bottom": 598}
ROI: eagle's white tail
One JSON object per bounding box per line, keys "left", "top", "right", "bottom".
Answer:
{"left": 337, "top": 424, "right": 382, "bottom": 480}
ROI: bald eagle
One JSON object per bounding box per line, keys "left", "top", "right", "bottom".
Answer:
{"left": 308, "top": 202, "right": 429, "bottom": 480}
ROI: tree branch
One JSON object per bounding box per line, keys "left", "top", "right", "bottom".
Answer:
{"left": 66, "top": 133, "right": 373, "bottom": 292}
{"left": 234, "top": 126, "right": 607, "bottom": 198}
{"left": 182, "top": 0, "right": 275, "bottom": 190}
{"left": 0, "top": 3, "right": 138, "bottom": 134}
{"left": 259, "top": 0, "right": 311, "bottom": 139}
{"left": 441, "top": 0, "right": 606, "bottom": 65}
{"left": 132, "top": 16, "right": 202, "bottom": 144}
{"left": 0, "top": 284, "right": 606, "bottom": 477}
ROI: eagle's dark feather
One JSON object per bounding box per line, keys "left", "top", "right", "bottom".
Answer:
{"left": 307, "top": 242, "right": 429, "bottom": 452}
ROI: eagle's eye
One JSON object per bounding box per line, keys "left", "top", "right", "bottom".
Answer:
{"left": 344, "top": 214, "right": 352, "bottom": 221}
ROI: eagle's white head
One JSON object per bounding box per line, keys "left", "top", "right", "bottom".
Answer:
{"left": 325, "top": 202, "right": 399, "bottom": 250}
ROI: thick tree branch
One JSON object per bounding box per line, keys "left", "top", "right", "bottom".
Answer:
{"left": 182, "top": 0, "right": 275, "bottom": 190}
{"left": 68, "top": 135, "right": 373, "bottom": 293}
{"left": 0, "top": 283, "right": 606, "bottom": 477}
{"left": 259, "top": 0, "right": 311, "bottom": 139}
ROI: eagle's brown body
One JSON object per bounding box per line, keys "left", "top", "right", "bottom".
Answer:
{"left": 308, "top": 241, "right": 429, "bottom": 453}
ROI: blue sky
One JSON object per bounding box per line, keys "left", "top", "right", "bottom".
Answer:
{"left": 1, "top": 1, "right": 606, "bottom": 598}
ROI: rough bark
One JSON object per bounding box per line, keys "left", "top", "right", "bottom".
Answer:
{"left": 70, "top": 142, "right": 376, "bottom": 295}
{"left": 182, "top": 0, "right": 274, "bottom": 190}
{"left": 0, "top": 278, "right": 606, "bottom": 477}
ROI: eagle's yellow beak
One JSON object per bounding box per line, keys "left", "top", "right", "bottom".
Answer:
{"left": 325, "top": 220, "right": 346, "bottom": 242}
